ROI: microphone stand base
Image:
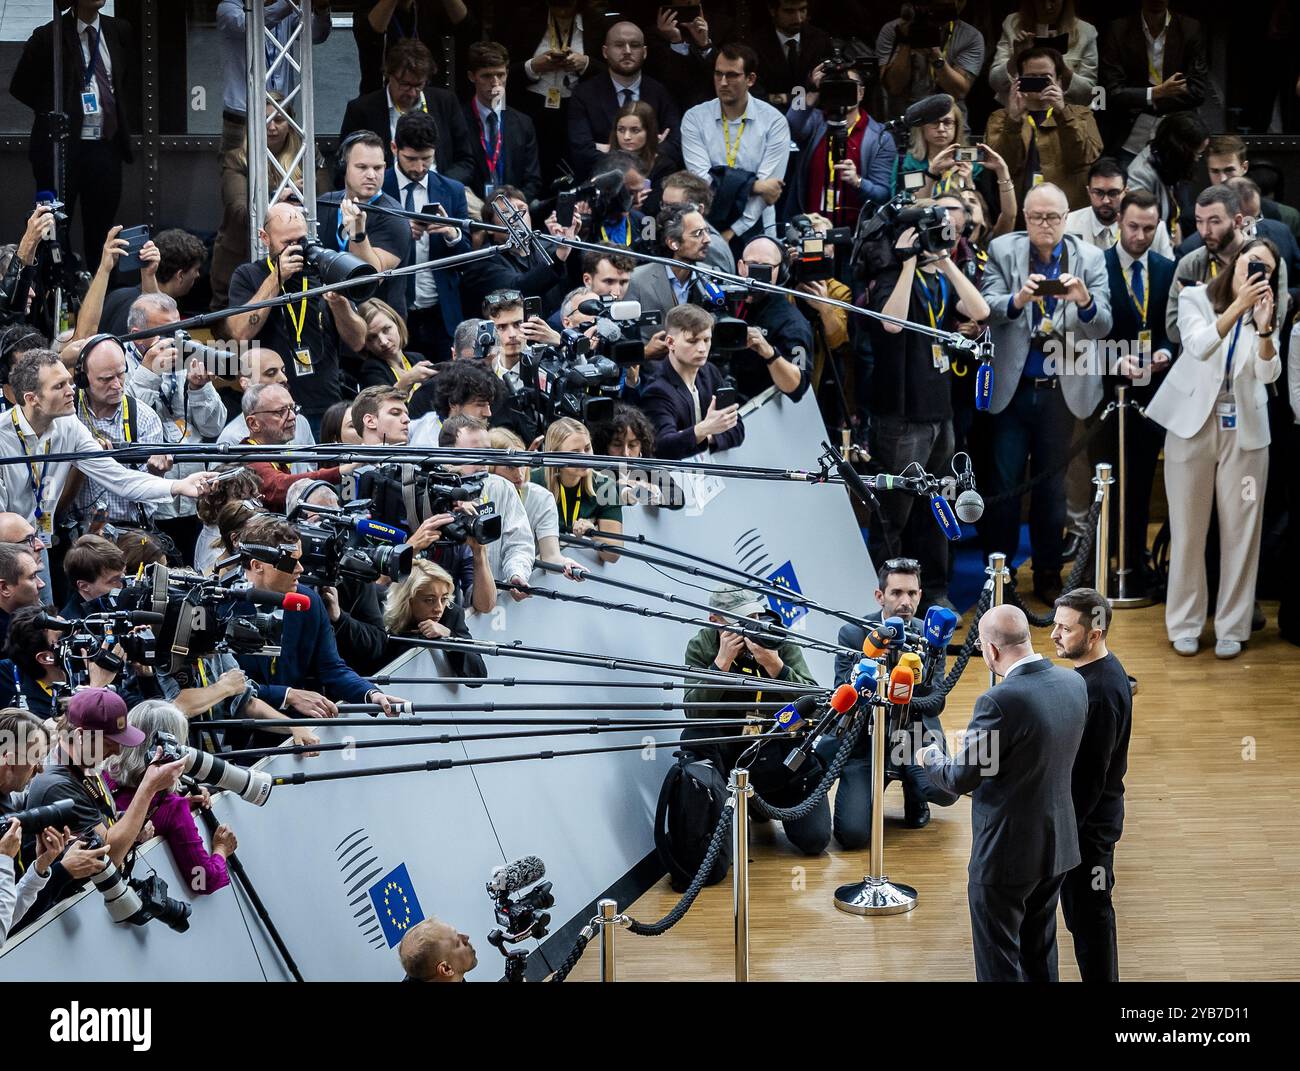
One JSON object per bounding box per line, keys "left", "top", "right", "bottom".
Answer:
{"left": 833, "top": 876, "right": 918, "bottom": 916}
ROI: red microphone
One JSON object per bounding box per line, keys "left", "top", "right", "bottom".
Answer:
{"left": 282, "top": 592, "right": 311, "bottom": 613}
{"left": 887, "top": 664, "right": 915, "bottom": 705}
{"left": 830, "top": 683, "right": 860, "bottom": 714}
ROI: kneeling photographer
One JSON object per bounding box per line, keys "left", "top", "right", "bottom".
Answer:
{"left": 682, "top": 586, "right": 831, "bottom": 856}
{"left": 21, "top": 688, "right": 187, "bottom": 908}
{"left": 382, "top": 559, "right": 487, "bottom": 680}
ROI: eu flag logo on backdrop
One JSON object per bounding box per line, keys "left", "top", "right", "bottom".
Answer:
{"left": 766, "top": 561, "right": 807, "bottom": 627}
{"left": 368, "top": 863, "right": 425, "bottom": 947}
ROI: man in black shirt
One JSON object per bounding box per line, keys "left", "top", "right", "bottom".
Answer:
{"left": 732, "top": 237, "right": 812, "bottom": 405}
{"left": 867, "top": 198, "right": 989, "bottom": 612}
{"left": 318, "top": 130, "right": 413, "bottom": 318}
{"left": 1051, "top": 587, "right": 1132, "bottom": 982}
{"left": 226, "top": 203, "right": 368, "bottom": 440}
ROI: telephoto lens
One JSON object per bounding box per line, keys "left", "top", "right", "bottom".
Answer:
{"left": 82, "top": 834, "right": 190, "bottom": 933}
{"left": 152, "top": 731, "right": 273, "bottom": 806}
{"left": 1, "top": 798, "right": 76, "bottom": 833}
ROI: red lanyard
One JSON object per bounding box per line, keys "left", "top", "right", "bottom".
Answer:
{"left": 480, "top": 111, "right": 504, "bottom": 175}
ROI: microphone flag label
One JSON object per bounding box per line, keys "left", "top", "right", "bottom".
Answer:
{"left": 369, "top": 863, "right": 425, "bottom": 948}
{"left": 766, "top": 560, "right": 808, "bottom": 628}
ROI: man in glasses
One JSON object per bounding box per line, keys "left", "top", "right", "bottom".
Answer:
{"left": 239, "top": 383, "right": 357, "bottom": 512}
{"left": 624, "top": 203, "right": 715, "bottom": 360}
{"left": 1066, "top": 157, "right": 1174, "bottom": 258}
{"left": 980, "top": 181, "right": 1111, "bottom": 605}
{"left": 822, "top": 558, "right": 959, "bottom": 842}
{"left": 985, "top": 47, "right": 1101, "bottom": 218}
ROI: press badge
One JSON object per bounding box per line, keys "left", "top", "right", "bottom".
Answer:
{"left": 1216, "top": 400, "right": 1237, "bottom": 430}
{"left": 82, "top": 87, "right": 102, "bottom": 137}
{"left": 1031, "top": 172, "right": 1044, "bottom": 187}
{"left": 484, "top": 183, "right": 496, "bottom": 199}
{"left": 293, "top": 347, "right": 314, "bottom": 376}
{"left": 1137, "top": 329, "right": 1152, "bottom": 352}
{"left": 545, "top": 86, "right": 562, "bottom": 109}
{"left": 932, "top": 344, "right": 950, "bottom": 372}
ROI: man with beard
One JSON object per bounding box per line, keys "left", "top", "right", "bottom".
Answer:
{"left": 1067, "top": 157, "right": 1173, "bottom": 258}
{"left": 1050, "top": 587, "right": 1132, "bottom": 982}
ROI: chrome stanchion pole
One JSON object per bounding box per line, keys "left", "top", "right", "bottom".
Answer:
{"left": 1093, "top": 462, "right": 1113, "bottom": 600}
{"left": 833, "top": 674, "right": 918, "bottom": 916}
{"left": 988, "top": 552, "right": 1007, "bottom": 686}
{"left": 1112, "top": 387, "right": 1153, "bottom": 608}
{"left": 597, "top": 898, "right": 618, "bottom": 982}
{"left": 730, "top": 767, "right": 752, "bottom": 982}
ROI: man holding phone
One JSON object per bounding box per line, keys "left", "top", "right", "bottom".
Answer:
{"left": 986, "top": 46, "right": 1102, "bottom": 219}
{"left": 979, "top": 181, "right": 1111, "bottom": 605}
{"left": 382, "top": 111, "right": 470, "bottom": 362}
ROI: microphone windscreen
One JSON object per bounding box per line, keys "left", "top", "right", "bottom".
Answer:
{"left": 903, "top": 93, "right": 956, "bottom": 128}
{"left": 282, "top": 592, "right": 311, "bottom": 613}
{"left": 887, "top": 665, "right": 915, "bottom": 705}
{"left": 590, "top": 169, "right": 626, "bottom": 198}
{"left": 930, "top": 494, "right": 962, "bottom": 541}
{"left": 830, "top": 683, "right": 860, "bottom": 713}
{"left": 794, "top": 694, "right": 821, "bottom": 717}
{"left": 975, "top": 361, "right": 994, "bottom": 411}
{"left": 955, "top": 489, "right": 985, "bottom": 523}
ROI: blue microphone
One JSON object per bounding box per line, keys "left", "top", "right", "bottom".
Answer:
{"left": 975, "top": 359, "right": 993, "bottom": 410}
{"left": 853, "top": 659, "right": 880, "bottom": 694}
{"left": 922, "top": 605, "right": 959, "bottom": 651}
{"left": 356, "top": 517, "right": 408, "bottom": 544}
{"left": 930, "top": 493, "right": 961, "bottom": 541}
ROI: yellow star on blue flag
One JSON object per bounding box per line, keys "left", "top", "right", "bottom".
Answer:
{"left": 766, "top": 561, "right": 807, "bottom": 627}
{"left": 368, "top": 863, "right": 425, "bottom": 947}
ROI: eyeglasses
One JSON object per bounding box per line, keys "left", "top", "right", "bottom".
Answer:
{"left": 22, "top": 533, "right": 43, "bottom": 550}
{"left": 685, "top": 226, "right": 710, "bottom": 239}
{"left": 883, "top": 558, "right": 920, "bottom": 572}
{"left": 1025, "top": 212, "right": 1065, "bottom": 226}
{"left": 930, "top": 118, "right": 957, "bottom": 129}
{"left": 1087, "top": 187, "right": 1125, "bottom": 200}
{"left": 252, "top": 403, "right": 302, "bottom": 420}
{"left": 393, "top": 78, "right": 426, "bottom": 92}
{"left": 484, "top": 289, "right": 523, "bottom": 310}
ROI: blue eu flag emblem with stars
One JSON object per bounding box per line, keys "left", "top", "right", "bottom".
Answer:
{"left": 369, "top": 863, "right": 425, "bottom": 947}
{"left": 766, "top": 561, "right": 807, "bottom": 628}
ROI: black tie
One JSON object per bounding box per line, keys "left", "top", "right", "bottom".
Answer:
{"left": 485, "top": 110, "right": 500, "bottom": 180}
{"left": 786, "top": 37, "right": 799, "bottom": 79}
{"left": 620, "top": 87, "right": 633, "bottom": 109}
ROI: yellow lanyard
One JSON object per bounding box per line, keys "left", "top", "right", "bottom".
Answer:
{"left": 1168, "top": 200, "right": 1179, "bottom": 242}
{"left": 1146, "top": 13, "right": 1168, "bottom": 85}
{"left": 548, "top": 17, "right": 575, "bottom": 51}
{"left": 268, "top": 257, "right": 309, "bottom": 344}
{"left": 824, "top": 115, "right": 861, "bottom": 213}
{"left": 11, "top": 408, "right": 51, "bottom": 521}
{"left": 600, "top": 219, "right": 633, "bottom": 246}
{"left": 1025, "top": 107, "right": 1054, "bottom": 137}
{"left": 246, "top": 436, "right": 290, "bottom": 473}
{"left": 558, "top": 483, "right": 582, "bottom": 528}
{"left": 1209, "top": 258, "right": 1219, "bottom": 280}
{"left": 1124, "top": 262, "right": 1149, "bottom": 326}
{"left": 723, "top": 116, "right": 746, "bottom": 168}
{"left": 915, "top": 268, "right": 947, "bottom": 327}
{"left": 392, "top": 353, "right": 418, "bottom": 400}
{"left": 397, "top": 91, "right": 428, "bottom": 116}
{"left": 120, "top": 396, "right": 132, "bottom": 442}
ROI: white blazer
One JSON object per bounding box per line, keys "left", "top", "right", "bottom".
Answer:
{"left": 1146, "top": 285, "right": 1281, "bottom": 450}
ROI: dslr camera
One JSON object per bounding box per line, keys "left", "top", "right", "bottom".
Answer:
{"left": 348, "top": 467, "right": 503, "bottom": 546}
{"left": 287, "top": 498, "right": 414, "bottom": 588}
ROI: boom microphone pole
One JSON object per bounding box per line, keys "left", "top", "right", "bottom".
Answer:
{"left": 212, "top": 713, "right": 791, "bottom": 729}
{"left": 364, "top": 675, "right": 823, "bottom": 692}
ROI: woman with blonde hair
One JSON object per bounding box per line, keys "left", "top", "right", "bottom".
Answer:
{"left": 531, "top": 418, "right": 622, "bottom": 562}
{"left": 488, "top": 426, "right": 587, "bottom": 576}
{"left": 356, "top": 298, "right": 439, "bottom": 418}
{"left": 382, "top": 559, "right": 487, "bottom": 679}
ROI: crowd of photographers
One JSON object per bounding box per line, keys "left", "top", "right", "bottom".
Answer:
{"left": 1, "top": 0, "right": 1299, "bottom": 965}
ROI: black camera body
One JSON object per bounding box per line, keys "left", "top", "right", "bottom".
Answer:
{"left": 349, "top": 467, "right": 504, "bottom": 546}
{"left": 290, "top": 499, "right": 415, "bottom": 588}
{"left": 289, "top": 238, "right": 380, "bottom": 301}
{"left": 853, "top": 190, "right": 956, "bottom": 283}
{"left": 508, "top": 328, "right": 622, "bottom": 427}
{"left": 785, "top": 214, "right": 853, "bottom": 285}
{"left": 81, "top": 831, "right": 192, "bottom": 932}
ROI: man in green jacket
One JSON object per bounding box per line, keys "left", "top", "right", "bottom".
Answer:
{"left": 681, "top": 585, "right": 831, "bottom": 855}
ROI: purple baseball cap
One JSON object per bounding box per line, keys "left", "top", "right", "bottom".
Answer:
{"left": 67, "top": 688, "right": 145, "bottom": 747}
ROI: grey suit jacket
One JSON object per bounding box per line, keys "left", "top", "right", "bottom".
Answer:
{"left": 925, "top": 657, "right": 1087, "bottom": 885}
{"left": 980, "top": 231, "right": 1113, "bottom": 419}
{"left": 626, "top": 262, "right": 689, "bottom": 339}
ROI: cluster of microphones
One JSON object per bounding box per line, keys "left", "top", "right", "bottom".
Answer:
{"left": 766, "top": 604, "right": 962, "bottom": 774}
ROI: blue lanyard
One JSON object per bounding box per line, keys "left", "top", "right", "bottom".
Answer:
{"left": 12, "top": 663, "right": 27, "bottom": 711}
{"left": 81, "top": 24, "right": 103, "bottom": 89}
{"left": 1224, "top": 316, "right": 1245, "bottom": 392}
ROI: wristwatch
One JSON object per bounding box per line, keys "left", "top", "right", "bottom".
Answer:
{"left": 352, "top": 230, "right": 368, "bottom": 244}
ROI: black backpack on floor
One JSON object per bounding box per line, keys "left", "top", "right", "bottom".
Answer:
{"left": 654, "top": 750, "right": 733, "bottom": 893}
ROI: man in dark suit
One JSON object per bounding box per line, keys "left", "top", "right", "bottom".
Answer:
{"left": 746, "top": 0, "right": 834, "bottom": 108}
{"left": 382, "top": 111, "right": 470, "bottom": 361}
{"left": 233, "top": 514, "right": 408, "bottom": 717}
{"left": 1099, "top": 189, "right": 1177, "bottom": 594}
{"left": 1098, "top": 1, "right": 1208, "bottom": 159}
{"left": 9, "top": 0, "right": 139, "bottom": 260}
{"left": 338, "top": 39, "right": 475, "bottom": 184}
{"left": 919, "top": 603, "right": 1087, "bottom": 982}
{"left": 640, "top": 303, "right": 743, "bottom": 459}
{"left": 462, "top": 41, "right": 543, "bottom": 204}
{"left": 566, "top": 21, "right": 681, "bottom": 180}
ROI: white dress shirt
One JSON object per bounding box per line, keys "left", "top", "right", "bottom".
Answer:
{"left": 680, "top": 94, "right": 791, "bottom": 237}
{"left": 397, "top": 170, "right": 438, "bottom": 309}
{"left": 523, "top": 15, "right": 584, "bottom": 101}
{"left": 1122, "top": 10, "right": 1171, "bottom": 154}
{"left": 1066, "top": 205, "right": 1174, "bottom": 260}
{"left": 610, "top": 72, "right": 642, "bottom": 107}
{"left": 1003, "top": 651, "right": 1044, "bottom": 676}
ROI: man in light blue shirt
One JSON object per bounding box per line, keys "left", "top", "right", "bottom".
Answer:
{"left": 679, "top": 43, "right": 790, "bottom": 247}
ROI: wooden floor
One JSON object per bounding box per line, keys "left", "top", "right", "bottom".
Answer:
{"left": 566, "top": 581, "right": 1300, "bottom": 982}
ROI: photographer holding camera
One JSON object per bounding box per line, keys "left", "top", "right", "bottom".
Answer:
{"left": 0, "top": 204, "right": 60, "bottom": 331}
{"left": 227, "top": 204, "right": 369, "bottom": 439}
{"left": 682, "top": 584, "right": 831, "bottom": 855}
{"left": 878, "top": 1, "right": 984, "bottom": 120}
{"left": 233, "top": 515, "right": 409, "bottom": 718}
{"left": 21, "top": 688, "right": 185, "bottom": 907}
{"left": 732, "top": 236, "right": 813, "bottom": 404}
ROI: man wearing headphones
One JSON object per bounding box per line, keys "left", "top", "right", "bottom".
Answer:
{"left": 866, "top": 196, "right": 990, "bottom": 614}
{"left": 732, "top": 235, "right": 813, "bottom": 404}
{"left": 319, "top": 129, "right": 413, "bottom": 318}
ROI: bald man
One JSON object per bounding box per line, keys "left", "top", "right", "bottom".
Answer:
{"left": 216, "top": 347, "right": 317, "bottom": 454}
{"left": 918, "top": 604, "right": 1087, "bottom": 982}
{"left": 731, "top": 235, "right": 811, "bottom": 404}
{"left": 398, "top": 918, "right": 478, "bottom": 982}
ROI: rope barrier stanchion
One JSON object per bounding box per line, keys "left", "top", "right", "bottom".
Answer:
{"left": 597, "top": 899, "right": 621, "bottom": 982}
{"left": 1094, "top": 462, "right": 1114, "bottom": 601}
{"left": 833, "top": 675, "right": 918, "bottom": 916}
{"left": 989, "top": 552, "right": 1007, "bottom": 686}
{"left": 730, "top": 767, "right": 753, "bottom": 983}
{"left": 1112, "top": 387, "right": 1153, "bottom": 608}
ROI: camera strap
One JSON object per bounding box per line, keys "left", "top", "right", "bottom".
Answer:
{"left": 400, "top": 464, "right": 422, "bottom": 531}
